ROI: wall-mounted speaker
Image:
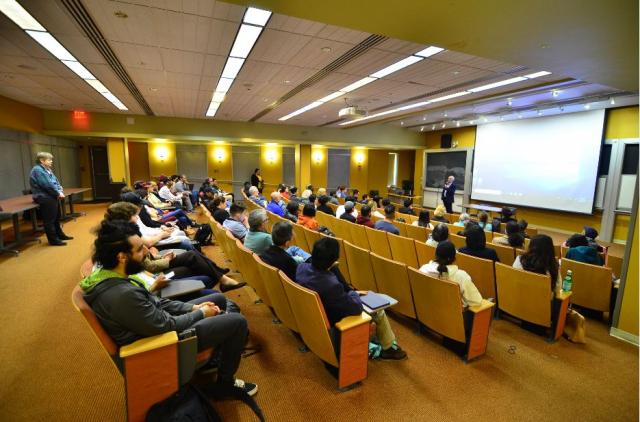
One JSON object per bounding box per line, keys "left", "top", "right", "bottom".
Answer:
{"left": 441, "top": 134, "right": 452, "bottom": 148}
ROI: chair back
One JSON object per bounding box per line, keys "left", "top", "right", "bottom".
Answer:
{"left": 492, "top": 242, "right": 517, "bottom": 265}
{"left": 387, "top": 232, "right": 419, "bottom": 268}
{"left": 315, "top": 211, "right": 331, "bottom": 228}
{"left": 444, "top": 213, "right": 458, "bottom": 224}
{"left": 525, "top": 227, "right": 538, "bottom": 237}
{"left": 253, "top": 256, "right": 299, "bottom": 332}
{"left": 71, "top": 286, "right": 119, "bottom": 359}
{"left": 560, "top": 258, "right": 612, "bottom": 312}
{"left": 365, "top": 227, "right": 392, "bottom": 259}
{"left": 291, "top": 223, "right": 310, "bottom": 252}
{"left": 607, "top": 254, "right": 623, "bottom": 278}
{"left": 407, "top": 268, "right": 466, "bottom": 342}
{"left": 370, "top": 252, "right": 416, "bottom": 318}
{"left": 455, "top": 253, "right": 496, "bottom": 299}
{"left": 392, "top": 221, "right": 408, "bottom": 237}
{"left": 405, "top": 224, "right": 428, "bottom": 242}
{"left": 415, "top": 241, "right": 436, "bottom": 267}
{"left": 495, "top": 263, "right": 551, "bottom": 327}
{"left": 349, "top": 223, "right": 370, "bottom": 249}
{"left": 235, "top": 243, "right": 272, "bottom": 306}
{"left": 332, "top": 217, "right": 353, "bottom": 244}
{"left": 343, "top": 241, "right": 378, "bottom": 292}
{"left": 448, "top": 233, "right": 467, "bottom": 249}
{"left": 334, "top": 237, "right": 351, "bottom": 283}
{"left": 280, "top": 273, "right": 339, "bottom": 367}
{"left": 303, "top": 226, "right": 325, "bottom": 252}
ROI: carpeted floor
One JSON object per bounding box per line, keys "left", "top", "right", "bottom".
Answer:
{"left": 0, "top": 204, "right": 637, "bottom": 421}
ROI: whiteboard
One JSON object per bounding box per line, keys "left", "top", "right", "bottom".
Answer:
{"left": 617, "top": 174, "right": 637, "bottom": 210}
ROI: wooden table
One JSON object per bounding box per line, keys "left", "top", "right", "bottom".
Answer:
{"left": 461, "top": 203, "right": 513, "bottom": 217}
{"left": 387, "top": 192, "right": 422, "bottom": 205}
{"left": 0, "top": 195, "right": 42, "bottom": 256}
{"left": 60, "top": 187, "right": 92, "bottom": 221}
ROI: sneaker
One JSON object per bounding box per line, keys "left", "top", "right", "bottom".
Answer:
{"left": 380, "top": 345, "right": 407, "bottom": 360}
{"left": 234, "top": 378, "right": 258, "bottom": 396}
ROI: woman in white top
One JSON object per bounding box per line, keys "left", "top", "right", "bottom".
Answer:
{"left": 512, "top": 234, "right": 561, "bottom": 294}
{"left": 426, "top": 223, "right": 448, "bottom": 247}
{"left": 419, "top": 240, "right": 483, "bottom": 307}
{"left": 412, "top": 210, "right": 434, "bottom": 229}
{"left": 159, "top": 180, "right": 183, "bottom": 206}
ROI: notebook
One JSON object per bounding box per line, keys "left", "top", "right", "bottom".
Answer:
{"left": 360, "top": 291, "right": 391, "bottom": 311}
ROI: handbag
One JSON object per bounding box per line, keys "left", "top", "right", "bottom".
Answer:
{"left": 563, "top": 307, "right": 587, "bottom": 343}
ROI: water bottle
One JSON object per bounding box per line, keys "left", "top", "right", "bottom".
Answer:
{"left": 562, "top": 270, "right": 573, "bottom": 293}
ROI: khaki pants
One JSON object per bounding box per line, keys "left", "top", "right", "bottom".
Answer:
{"left": 371, "top": 310, "right": 396, "bottom": 349}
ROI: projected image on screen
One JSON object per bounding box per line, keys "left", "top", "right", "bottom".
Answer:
{"left": 471, "top": 110, "right": 605, "bottom": 214}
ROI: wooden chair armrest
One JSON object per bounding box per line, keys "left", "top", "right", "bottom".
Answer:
{"left": 119, "top": 331, "right": 178, "bottom": 358}
{"left": 468, "top": 299, "right": 495, "bottom": 313}
{"left": 555, "top": 291, "right": 572, "bottom": 301}
{"left": 335, "top": 312, "right": 372, "bottom": 331}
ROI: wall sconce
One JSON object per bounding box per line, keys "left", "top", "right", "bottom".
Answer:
{"left": 313, "top": 151, "right": 323, "bottom": 164}
{"left": 354, "top": 152, "right": 365, "bottom": 169}
{"left": 156, "top": 146, "right": 168, "bottom": 161}
{"left": 214, "top": 148, "right": 225, "bottom": 163}
{"left": 265, "top": 149, "right": 277, "bottom": 164}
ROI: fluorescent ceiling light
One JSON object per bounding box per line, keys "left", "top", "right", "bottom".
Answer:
{"left": 26, "top": 30, "right": 76, "bottom": 61}
{"left": 0, "top": 0, "right": 45, "bottom": 31}
{"left": 85, "top": 79, "right": 109, "bottom": 93}
{"left": 221, "top": 57, "right": 245, "bottom": 79}
{"left": 524, "top": 71, "right": 552, "bottom": 79}
{"left": 340, "top": 76, "right": 377, "bottom": 93}
{"left": 61, "top": 60, "right": 95, "bottom": 80}
{"left": 243, "top": 7, "right": 271, "bottom": 26}
{"left": 279, "top": 101, "right": 323, "bottom": 121}
{"left": 370, "top": 55, "right": 423, "bottom": 78}
{"left": 206, "top": 102, "right": 220, "bottom": 117}
{"left": 212, "top": 92, "right": 226, "bottom": 102}
{"left": 318, "top": 91, "right": 344, "bottom": 103}
{"left": 414, "top": 46, "right": 444, "bottom": 58}
{"left": 395, "top": 101, "right": 431, "bottom": 111}
{"left": 215, "top": 77, "right": 234, "bottom": 94}
{"left": 430, "top": 91, "right": 470, "bottom": 102}
{"left": 229, "top": 24, "right": 263, "bottom": 58}
{"left": 100, "top": 91, "right": 128, "bottom": 110}
{"left": 468, "top": 76, "right": 527, "bottom": 92}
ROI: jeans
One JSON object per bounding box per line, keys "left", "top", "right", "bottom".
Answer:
{"left": 169, "top": 251, "right": 226, "bottom": 285}
{"left": 286, "top": 246, "right": 311, "bottom": 262}
{"left": 161, "top": 209, "right": 193, "bottom": 226}
{"left": 156, "top": 238, "right": 194, "bottom": 251}
{"left": 187, "top": 293, "right": 248, "bottom": 384}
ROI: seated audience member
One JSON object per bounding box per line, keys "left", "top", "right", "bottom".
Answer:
{"left": 248, "top": 186, "right": 267, "bottom": 207}
{"left": 356, "top": 205, "right": 375, "bottom": 228}
{"left": 359, "top": 193, "right": 369, "bottom": 204}
{"left": 296, "top": 238, "right": 407, "bottom": 360}
{"left": 259, "top": 221, "right": 312, "bottom": 281}
{"left": 244, "top": 209, "right": 273, "bottom": 255}
{"left": 308, "top": 194, "right": 317, "bottom": 207}
{"left": 419, "top": 241, "right": 483, "bottom": 307}
{"left": 300, "top": 189, "right": 312, "bottom": 205}
{"left": 339, "top": 201, "right": 357, "bottom": 223}
{"left": 336, "top": 186, "right": 347, "bottom": 199}
{"left": 518, "top": 219, "right": 530, "bottom": 238}
{"left": 242, "top": 181, "right": 251, "bottom": 197}
{"left": 298, "top": 204, "right": 320, "bottom": 231}
{"left": 454, "top": 213, "right": 471, "bottom": 227}
{"left": 159, "top": 180, "right": 185, "bottom": 208}
{"left": 374, "top": 205, "right": 400, "bottom": 235}
{"left": 135, "top": 189, "right": 196, "bottom": 229}
{"left": 328, "top": 191, "right": 340, "bottom": 205}
{"left": 398, "top": 199, "right": 416, "bottom": 216}
{"left": 427, "top": 223, "right": 449, "bottom": 247}
{"left": 223, "top": 203, "right": 249, "bottom": 241}
{"left": 316, "top": 195, "right": 335, "bottom": 216}
{"left": 173, "top": 174, "right": 194, "bottom": 211}
{"left": 211, "top": 197, "right": 230, "bottom": 226}
{"left": 284, "top": 201, "right": 300, "bottom": 223}
{"left": 336, "top": 199, "right": 358, "bottom": 219}
{"left": 266, "top": 191, "right": 286, "bottom": 217}
{"left": 565, "top": 234, "right": 604, "bottom": 265}
{"left": 477, "top": 211, "right": 493, "bottom": 232}
{"left": 351, "top": 189, "right": 360, "bottom": 201}
{"left": 306, "top": 184, "right": 314, "bottom": 193}
{"left": 583, "top": 226, "right": 606, "bottom": 253}
{"left": 491, "top": 218, "right": 502, "bottom": 233}
{"left": 500, "top": 207, "right": 517, "bottom": 223}
{"left": 146, "top": 182, "right": 173, "bottom": 209}
{"left": 513, "top": 234, "right": 560, "bottom": 294}
{"left": 458, "top": 225, "right": 499, "bottom": 262}
{"left": 200, "top": 187, "right": 216, "bottom": 208}
{"left": 493, "top": 221, "right": 525, "bottom": 248}
{"left": 372, "top": 198, "right": 391, "bottom": 218}
{"left": 81, "top": 220, "right": 257, "bottom": 395}
{"left": 289, "top": 186, "right": 298, "bottom": 200}
{"left": 278, "top": 184, "right": 289, "bottom": 201}
{"left": 317, "top": 187, "right": 327, "bottom": 197}
{"left": 432, "top": 205, "right": 449, "bottom": 223}
{"left": 413, "top": 210, "right": 434, "bottom": 229}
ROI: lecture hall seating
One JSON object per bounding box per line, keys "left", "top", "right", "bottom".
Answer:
{"left": 560, "top": 258, "right": 614, "bottom": 314}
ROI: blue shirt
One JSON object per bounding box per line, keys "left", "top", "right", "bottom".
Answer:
{"left": 266, "top": 200, "right": 285, "bottom": 216}
{"left": 223, "top": 218, "right": 248, "bottom": 240}
{"left": 30, "top": 164, "right": 63, "bottom": 200}
{"left": 374, "top": 220, "right": 400, "bottom": 235}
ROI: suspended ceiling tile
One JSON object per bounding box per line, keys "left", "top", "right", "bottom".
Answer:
{"left": 110, "top": 42, "right": 164, "bottom": 71}
{"left": 375, "top": 38, "right": 429, "bottom": 55}
{"left": 211, "top": 1, "right": 245, "bottom": 22}
{"left": 268, "top": 14, "right": 326, "bottom": 37}
{"left": 204, "top": 19, "right": 239, "bottom": 56}
{"left": 160, "top": 49, "right": 205, "bottom": 74}
{"left": 286, "top": 37, "right": 359, "bottom": 70}
{"left": 314, "top": 25, "right": 370, "bottom": 44}
{"left": 201, "top": 54, "right": 227, "bottom": 77}
{"left": 250, "top": 29, "right": 311, "bottom": 65}
{"left": 336, "top": 48, "right": 407, "bottom": 77}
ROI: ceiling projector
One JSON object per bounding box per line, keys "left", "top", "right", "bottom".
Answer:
{"left": 338, "top": 106, "right": 366, "bottom": 120}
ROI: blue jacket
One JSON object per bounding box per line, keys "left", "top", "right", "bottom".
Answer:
{"left": 30, "top": 164, "right": 62, "bottom": 200}
{"left": 295, "top": 263, "right": 362, "bottom": 326}
{"left": 266, "top": 200, "right": 285, "bottom": 216}
{"left": 566, "top": 246, "right": 603, "bottom": 266}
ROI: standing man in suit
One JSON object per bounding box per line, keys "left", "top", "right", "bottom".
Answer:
{"left": 441, "top": 175, "right": 456, "bottom": 214}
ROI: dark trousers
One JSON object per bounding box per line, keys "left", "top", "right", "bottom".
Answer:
{"left": 35, "top": 196, "right": 63, "bottom": 243}
{"left": 187, "top": 293, "right": 248, "bottom": 384}
{"left": 169, "top": 251, "right": 225, "bottom": 283}
{"left": 443, "top": 199, "right": 453, "bottom": 214}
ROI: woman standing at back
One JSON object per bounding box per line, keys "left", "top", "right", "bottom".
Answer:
{"left": 251, "top": 168, "right": 264, "bottom": 193}
{"left": 513, "top": 234, "right": 560, "bottom": 293}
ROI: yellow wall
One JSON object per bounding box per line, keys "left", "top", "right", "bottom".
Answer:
{"left": 424, "top": 126, "right": 476, "bottom": 149}
{"left": 260, "top": 145, "right": 283, "bottom": 192}
{"left": 207, "top": 144, "right": 233, "bottom": 191}
{"left": 414, "top": 148, "right": 425, "bottom": 195}
{"left": 350, "top": 147, "right": 368, "bottom": 193}
{"left": 106, "top": 138, "right": 127, "bottom": 183}
{"left": 310, "top": 145, "right": 327, "bottom": 188}
{"left": 299, "top": 144, "right": 311, "bottom": 189}
{"left": 148, "top": 142, "right": 177, "bottom": 177}
{"left": 613, "top": 214, "right": 631, "bottom": 243}
{"left": 128, "top": 142, "right": 150, "bottom": 183}
{"left": 397, "top": 150, "right": 416, "bottom": 185}
{"left": 0, "top": 95, "right": 43, "bottom": 133}
{"left": 605, "top": 106, "right": 639, "bottom": 138}
{"left": 367, "top": 150, "right": 389, "bottom": 194}
{"left": 617, "top": 211, "right": 638, "bottom": 336}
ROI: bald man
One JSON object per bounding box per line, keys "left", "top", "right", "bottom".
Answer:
{"left": 441, "top": 175, "right": 456, "bottom": 214}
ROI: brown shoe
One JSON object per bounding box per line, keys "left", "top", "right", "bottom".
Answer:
{"left": 380, "top": 345, "right": 407, "bottom": 360}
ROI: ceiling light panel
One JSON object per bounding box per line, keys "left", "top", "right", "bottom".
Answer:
{"left": 415, "top": 46, "right": 445, "bottom": 58}
{"left": 340, "top": 76, "right": 377, "bottom": 93}
{"left": 370, "top": 55, "right": 423, "bottom": 78}
{"left": 206, "top": 6, "right": 272, "bottom": 117}
{"left": 468, "top": 76, "right": 528, "bottom": 92}
{"left": 0, "top": 2, "right": 129, "bottom": 111}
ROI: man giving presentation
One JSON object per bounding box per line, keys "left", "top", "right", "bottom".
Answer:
{"left": 441, "top": 175, "right": 456, "bottom": 214}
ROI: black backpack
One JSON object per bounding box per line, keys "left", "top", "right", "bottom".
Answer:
{"left": 195, "top": 224, "right": 213, "bottom": 245}
{"left": 146, "top": 384, "right": 220, "bottom": 422}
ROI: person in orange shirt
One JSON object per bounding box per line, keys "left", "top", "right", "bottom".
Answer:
{"left": 297, "top": 203, "right": 320, "bottom": 231}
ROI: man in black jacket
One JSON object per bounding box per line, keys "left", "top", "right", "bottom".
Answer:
{"left": 80, "top": 220, "right": 257, "bottom": 396}
{"left": 259, "top": 221, "right": 299, "bottom": 281}
{"left": 441, "top": 175, "right": 456, "bottom": 214}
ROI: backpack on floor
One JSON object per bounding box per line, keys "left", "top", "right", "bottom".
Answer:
{"left": 146, "top": 384, "right": 221, "bottom": 422}
{"left": 195, "top": 224, "right": 213, "bottom": 245}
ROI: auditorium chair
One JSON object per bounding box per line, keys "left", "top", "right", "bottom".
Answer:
{"left": 253, "top": 255, "right": 299, "bottom": 332}
{"left": 72, "top": 286, "right": 213, "bottom": 422}
{"left": 414, "top": 241, "right": 436, "bottom": 267}
{"left": 343, "top": 241, "right": 378, "bottom": 293}
{"left": 370, "top": 252, "right": 416, "bottom": 319}
{"left": 348, "top": 223, "right": 370, "bottom": 250}
{"left": 494, "top": 263, "right": 571, "bottom": 341}
{"left": 444, "top": 212, "right": 459, "bottom": 224}
{"left": 391, "top": 221, "right": 408, "bottom": 237}
{"left": 331, "top": 217, "right": 353, "bottom": 244}
{"left": 607, "top": 254, "right": 623, "bottom": 279}
{"left": 315, "top": 211, "right": 331, "bottom": 227}
{"left": 280, "top": 272, "right": 372, "bottom": 390}
{"left": 303, "top": 225, "right": 325, "bottom": 252}
{"left": 492, "top": 242, "right": 517, "bottom": 265}
{"left": 455, "top": 252, "right": 497, "bottom": 300}
{"left": 560, "top": 258, "right": 614, "bottom": 314}
{"left": 234, "top": 241, "right": 272, "bottom": 307}
{"left": 364, "top": 226, "right": 392, "bottom": 259}
{"left": 405, "top": 224, "right": 429, "bottom": 242}
{"left": 328, "top": 203, "right": 338, "bottom": 213}
{"left": 448, "top": 233, "right": 467, "bottom": 249}
{"left": 407, "top": 267, "right": 494, "bottom": 361}
{"left": 291, "top": 222, "right": 310, "bottom": 252}
{"left": 387, "top": 232, "right": 419, "bottom": 268}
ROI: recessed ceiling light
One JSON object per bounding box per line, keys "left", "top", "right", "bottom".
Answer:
{"left": 552, "top": 90, "right": 560, "bottom": 97}
{"left": 243, "top": 7, "right": 271, "bottom": 26}
{"left": 456, "top": 121, "right": 460, "bottom": 127}
{"left": 499, "top": 116, "right": 504, "bottom": 121}
{"left": 517, "top": 113, "right": 523, "bottom": 118}
{"left": 610, "top": 98, "right": 615, "bottom": 105}
{"left": 537, "top": 109, "right": 543, "bottom": 115}
{"left": 0, "top": 0, "right": 45, "bottom": 30}
{"left": 584, "top": 104, "right": 591, "bottom": 109}
{"left": 414, "top": 46, "right": 444, "bottom": 58}
{"left": 483, "top": 117, "right": 488, "bottom": 122}
{"left": 468, "top": 76, "right": 527, "bottom": 93}
{"left": 469, "top": 120, "right": 475, "bottom": 125}
{"left": 539, "top": 43, "right": 550, "bottom": 49}
{"left": 507, "top": 98, "right": 513, "bottom": 106}
{"left": 283, "top": 80, "right": 290, "bottom": 84}
{"left": 114, "top": 10, "right": 128, "bottom": 18}
{"left": 149, "top": 87, "right": 158, "bottom": 92}
{"left": 453, "top": 71, "right": 460, "bottom": 75}
{"left": 229, "top": 24, "right": 263, "bottom": 58}
{"left": 431, "top": 125, "right": 436, "bottom": 130}
{"left": 370, "top": 55, "right": 422, "bottom": 78}
{"left": 443, "top": 111, "right": 448, "bottom": 117}
{"left": 422, "top": 116, "right": 426, "bottom": 121}
{"left": 441, "top": 122, "right": 446, "bottom": 128}
{"left": 321, "top": 46, "right": 332, "bottom": 52}
{"left": 420, "top": 126, "right": 424, "bottom": 132}
{"left": 400, "top": 121, "right": 404, "bottom": 125}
